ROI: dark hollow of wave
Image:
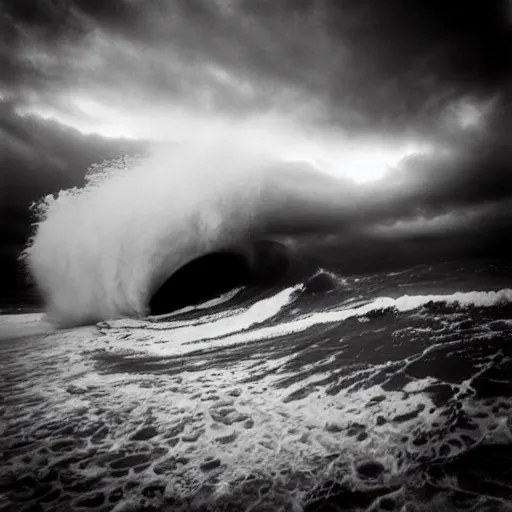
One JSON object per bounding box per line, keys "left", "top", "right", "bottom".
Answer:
{"left": 149, "top": 241, "right": 293, "bottom": 315}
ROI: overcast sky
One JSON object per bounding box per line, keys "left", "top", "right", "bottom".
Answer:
{"left": 2, "top": 1, "right": 511, "bottom": 136}
{"left": 1, "top": 0, "right": 512, "bottom": 291}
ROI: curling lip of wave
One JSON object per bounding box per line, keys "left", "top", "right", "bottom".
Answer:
{"left": 99, "top": 287, "right": 512, "bottom": 357}
{"left": 23, "top": 140, "right": 358, "bottom": 327}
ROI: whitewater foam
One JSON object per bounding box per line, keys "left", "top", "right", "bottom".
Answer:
{"left": 3, "top": 276, "right": 512, "bottom": 511}
{"left": 221, "top": 287, "right": 512, "bottom": 346}
{"left": 98, "top": 285, "right": 301, "bottom": 356}
{"left": 0, "top": 313, "right": 52, "bottom": 340}
{"left": 99, "top": 287, "right": 512, "bottom": 357}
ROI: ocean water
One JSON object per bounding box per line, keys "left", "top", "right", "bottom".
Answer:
{"left": 2, "top": 260, "right": 512, "bottom": 512}
{"left": 3, "top": 141, "right": 512, "bottom": 511}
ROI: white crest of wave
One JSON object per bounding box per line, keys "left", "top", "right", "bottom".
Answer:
{"left": 98, "top": 285, "right": 301, "bottom": 356}
{"left": 100, "top": 287, "right": 512, "bottom": 356}
{"left": 23, "top": 135, "right": 280, "bottom": 327}
{"left": 231, "top": 287, "right": 512, "bottom": 345}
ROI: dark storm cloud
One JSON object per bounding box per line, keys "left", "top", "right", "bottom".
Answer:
{"left": 290, "top": 145, "right": 512, "bottom": 272}
{"left": 375, "top": 142, "right": 512, "bottom": 221}
{"left": 324, "top": 1, "right": 512, "bottom": 122}
{"left": 0, "top": 100, "right": 144, "bottom": 206}
{"left": 1, "top": 0, "right": 511, "bottom": 291}
{"left": 2, "top": 0, "right": 511, "bottom": 200}
{"left": 2, "top": 0, "right": 510, "bottom": 131}
{"left": 281, "top": 136, "right": 512, "bottom": 269}
{"left": 0, "top": 99, "right": 145, "bottom": 295}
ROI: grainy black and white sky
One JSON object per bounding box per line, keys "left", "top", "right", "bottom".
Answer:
{"left": 1, "top": 0, "right": 512, "bottom": 291}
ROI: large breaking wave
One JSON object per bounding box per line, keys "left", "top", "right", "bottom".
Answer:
{"left": 22, "top": 142, "right": 263, "bottom": 326}
{"left": 22, "top": 133, "right": 356, "bottom": 327}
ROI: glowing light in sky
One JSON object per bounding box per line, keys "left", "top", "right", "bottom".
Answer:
{"left": 285, "top": 141, "right": 434, "bottom": 184}
{"left": 17, "top": 97, "right": 137, "bottom": 140}
{"left": 72, "top": 96, "right": 137, "bottom": 139}
{"left": 19, "top": 91, "right": 437, "bottom": 185}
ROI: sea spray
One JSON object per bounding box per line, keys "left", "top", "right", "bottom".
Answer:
{"left": 22, "top": 139, "right": 274, "bottom": 327}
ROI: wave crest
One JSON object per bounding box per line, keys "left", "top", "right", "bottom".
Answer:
{"left": 22, "top": 142, "right": 275, "bottom": 327}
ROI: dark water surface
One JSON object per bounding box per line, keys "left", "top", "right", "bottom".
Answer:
{"left": 2, "top": 260, "right": 512, "bottom": 511}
